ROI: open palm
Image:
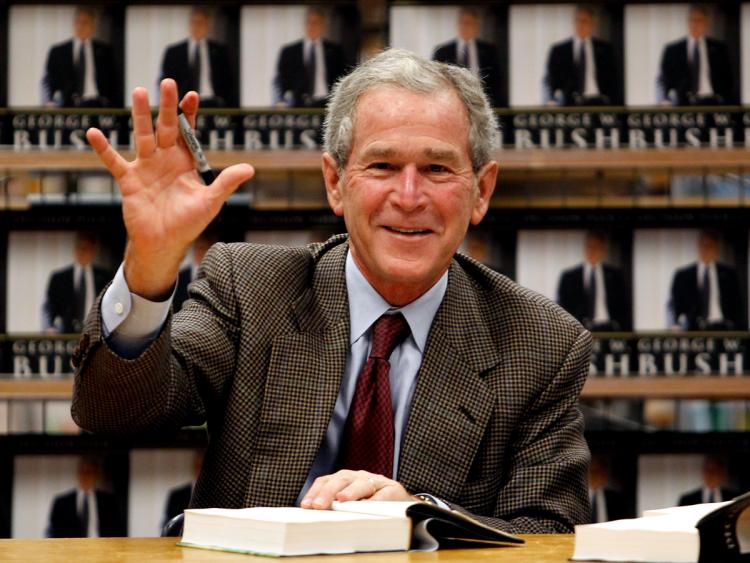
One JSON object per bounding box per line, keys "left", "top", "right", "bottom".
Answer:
{"left": 86, "top": 80, "right": 254, "bottom": 297}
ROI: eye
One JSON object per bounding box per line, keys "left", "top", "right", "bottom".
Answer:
{"left": 369, "top": 162, "right": 392, "bottom": 171}
{"left": 428, "top": 164, "right": 448, "bottom": 173}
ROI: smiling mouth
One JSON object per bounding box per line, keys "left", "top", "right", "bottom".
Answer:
{"left": 385, "top": 226, "right": 431, "bottom": 235}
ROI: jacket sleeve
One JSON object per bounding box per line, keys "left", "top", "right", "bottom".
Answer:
{"left": 71, "top": 243, "right": 240, "bottom": 435}
{"left": 443, "top": 328, "right": 592, "bottom": 533}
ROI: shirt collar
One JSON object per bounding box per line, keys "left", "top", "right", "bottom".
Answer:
{"left": 345, "top": 250, "right": 448, "bottom": 353}
{"left": 458, "top": 38, "right": 474, "bottom": 50}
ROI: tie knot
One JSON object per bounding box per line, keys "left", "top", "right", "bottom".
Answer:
{"left": 369, "top": 313, "right": 410, "bottom": 360}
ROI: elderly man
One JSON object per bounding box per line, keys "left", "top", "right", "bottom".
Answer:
{"left": 544, "top": 6, "right": 619, "bottom": 106}
{"left": 160, "top": 7, "right": 236, "bottom": 108}
{"left": 658, "top": 5, "right": 734, "bottom": 106}
{"left": 42, "top": 7, "right": 117, "bottom": 107}
{"left": 75, "top": 49, "right": 591, "bottom": 533}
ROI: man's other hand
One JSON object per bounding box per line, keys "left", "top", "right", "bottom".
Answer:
{"left": 301, "top": 470, "right": 416, "bottom": 509}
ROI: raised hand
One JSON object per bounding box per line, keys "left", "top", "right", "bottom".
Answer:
{"left": 86, "top": 79, "right": 254, "bottom": 299}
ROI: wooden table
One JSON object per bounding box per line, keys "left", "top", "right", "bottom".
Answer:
{"left": 0, "top": 535, "right": 574, "bottom": 561}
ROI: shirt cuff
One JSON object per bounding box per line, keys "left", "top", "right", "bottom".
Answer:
{"left": 101, "top": 263, "right": 175, "bottom": 357}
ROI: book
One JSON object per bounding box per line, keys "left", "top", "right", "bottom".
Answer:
{"left": 571, "top": 491, "right": 750, "bottom": 562}
{"left": 178, "top": 500, "right": 524, "bottom": 556}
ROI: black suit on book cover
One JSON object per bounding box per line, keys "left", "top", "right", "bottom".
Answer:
{"left": 432, "top": 40, "right": 503, "bottom": 107}
{"left": 44, "top": 265, "right": 110, "bottom": 333}
{"left": 43, "top": 39, "right": 117, "bottom": 107}
{"left": 275, "top": 40, "right": 346, "bottom": 107}
{"left": 163, "top": 483, "right": 192, "bottom": 527}
{"left": 545, "top": 37, "right": 620, "bottom": 105}
{"left": 591, "top": 488, "right": 629, "bottom": 522}
{"left": 669, "top": 263, "right": 744, "bottom": 330}
{"left": 679, "top": 487, "right": 739, "bottom": 507}
{"left": 173, "top": 267, "right": 193, "bottom": 312}
{"left": 658, "top": 38, "right": 734, "bottom": 105}
{"left": 160, "top": 40, "right": 236, "bottom": 107}
{"left": 47, "top": 489, "right": 125, "bottom": 538}
{"left": 557, "top": 263, "right": 630, "bottom": 331}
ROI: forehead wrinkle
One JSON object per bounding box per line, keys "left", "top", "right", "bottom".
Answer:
{"left": 361, "top": 146, "right": 397, "bottom": 160}
{"left": 423, "top": 147, "right": 462, "bottom": 164}
{"left": 358, "top": 145, "right": 464, "bottom": 164}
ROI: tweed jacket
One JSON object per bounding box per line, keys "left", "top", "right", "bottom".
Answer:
{"left": 72, "top": 235, "right": 592, "bottom": 533}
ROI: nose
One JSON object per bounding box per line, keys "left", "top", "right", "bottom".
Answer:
{"left": 392, "top": 165, "right": 425, "bottom": 212}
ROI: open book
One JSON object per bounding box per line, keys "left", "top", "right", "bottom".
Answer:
{"left": 572, "top": 491, "right": 750, "bottom": 562}
{"left": 178, "top": 500, "right": 524, "bottom": 556}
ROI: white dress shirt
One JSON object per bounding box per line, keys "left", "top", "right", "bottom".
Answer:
{"left": 589, "top": 488, "right": 608, "bottom": 522}
{"left": 74, "top": 263, "right": 95, "bottom": 318}
{"left": 457, "top": 39, "right": 479, "bottom": 77}
{"left": 688, "top": 36, "right": 713, "bottom": 96}
{"left": 574, "top": 37, "right": 599, "bottom": 97}
{"left": 73, "top": 38, "right": 98, "bottom": 99}
{"left": 77, "top": 489, "right": 99, "bottom": 537}
{"left": 584, "top": 263, "right": 610, "bottom": 323}
{"left": 697, "top": 262, "right": 722, "bottom": 322}
{"left": 188, "top": 39, "right": 215, "bottom": 98}
{"left": 304, "top": 39, "right": 328, "bottom": 99}
{"left": 702, "top": 487, "right": 722, "bottom": 504}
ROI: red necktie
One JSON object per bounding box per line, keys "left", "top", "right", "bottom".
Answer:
{"left": 338, "top": 313, "right": 410, "bottom": 478}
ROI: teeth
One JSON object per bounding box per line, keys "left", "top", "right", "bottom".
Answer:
{"left": 389, "top": 227, "right": 427, "bottom": 234}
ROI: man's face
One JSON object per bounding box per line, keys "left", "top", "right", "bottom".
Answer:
{"left": 589, "top": 460, "right": 608, "bottom": 490}
{"left": 306, "top": 12, "right": 325, "bottom": 41}
{"left": 457, "top": 12, "right": 479, "bottom": 41}
{"left": 703, "top": 459, "right": 725, "bottom": 489}
{"left": 698, "top": 234, "right": 719, "bottom": 264}
{"left": 190, "top": 12, "right": 210, "bottom": 41}
{"left": 73, "top": 12, "right": 95, "bottom": 41}
{"left": 584, "top": 236, "right": 606, "bottom": 265}
{"left": 77, "top": 462, "right": 99, "bottom": 492}
{"left": 323, "top": 86, "right": 497, "bottom": 304}
{"left": 574, "top": 10, "right": 595, "bottom": 39}
{"left": 688, "top": 9, "right": 709, "bottom": 39}
{"left": 74, "top": 238, "right": 96, "bottom": 267}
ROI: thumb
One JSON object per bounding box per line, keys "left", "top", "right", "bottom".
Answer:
{"left": 207, "top": 163, "right": 255, "bottom": 202}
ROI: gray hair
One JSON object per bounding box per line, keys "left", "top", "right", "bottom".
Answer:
{"left": 323, "top": 48, "right": 498, "bottom": 172}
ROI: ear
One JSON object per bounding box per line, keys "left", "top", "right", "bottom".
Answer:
{"left": 322, "top": 152, "right": 344, "bottom": 217}
{"left": 470, "top": 160, "right": 498, "bottom": 225}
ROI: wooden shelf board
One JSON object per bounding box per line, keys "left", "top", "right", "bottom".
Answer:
{"left": 2, "top": 148, "right": 750, "bottom": 173}
{"left": 0, "top": 378, "right": 73, "bottom": 399}
{"left": 2, "top": 377, "right": 750, "bottom": 400}
{"left": 582, "top": 377, "right": 750, "bottom": 399}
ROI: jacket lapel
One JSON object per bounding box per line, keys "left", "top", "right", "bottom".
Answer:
{"left": 245, "top": 241, "right": 350, "bottom": 507}
{"left": 398, "top": 261, "right": 501, "bottom": 501}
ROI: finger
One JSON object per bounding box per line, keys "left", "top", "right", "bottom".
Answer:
{"left": 179, "top": 91, "right": 200, "bottom": 129}
{"left": 301, "top": 475, "right": 332, "bottom": 508}
{"left": 334, "top": 477, "right": 382, "bottom": 502}
{"left": 309, "top": 475, "right": 356, "bottom": 509}
{"left": 132, "top": 87, "right": 156, "bottom": 159}
{"left": 206, "top": 163, "right": 255, "bottom": 203}
{"left": 370, "top": 484, "right": 409, "bottom": 501}
{"left": 86, "top": 128, "right": 128, "bottom": 178}
{"left": 156, "top": 79, "right": 179, "bottom": 149}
